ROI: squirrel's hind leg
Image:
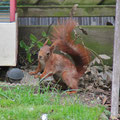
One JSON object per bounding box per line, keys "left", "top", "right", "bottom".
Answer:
{"left": 62, "top": 71, "right": 78, "bottom": 94}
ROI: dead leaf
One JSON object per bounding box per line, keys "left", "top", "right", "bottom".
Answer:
{"left": 95, "top": 88, "right": 105, "bottom": 95}
{"left": 86, "top": 85, "right": 93, "bottom": 91}
{"left": 102, "top": 96, "right": 108, "bottom": 105}
{"left": 92, "top": 57, "right": 101, "bottom": 64}
{"left": 99, "top": 54, "right": 111, "bottom": 60}
{"left": 111, "top": 116, "right": 119, "bottom": 120}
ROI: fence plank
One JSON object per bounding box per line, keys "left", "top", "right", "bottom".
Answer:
{"left": 17, "top": 5, "right": 115, "bottom": 17}
{"left": 16, "top": 0, "right": 116, "bottom": 5}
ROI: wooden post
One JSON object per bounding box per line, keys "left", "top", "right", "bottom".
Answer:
{"left": 10, "top": 0, "right": 16, "bottom": 22}
{"left": 111, "top": 0, "right": 120, "bottom": 119}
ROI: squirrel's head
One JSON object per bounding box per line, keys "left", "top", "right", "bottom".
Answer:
{"left": 38, "top": 45, "right": 51, "bottom": 63}
{"left": 38, "top": 40, "right": 51, "bottom": 62}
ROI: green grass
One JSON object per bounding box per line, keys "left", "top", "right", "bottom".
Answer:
{"left": 0, "top": 86, "right": 105, "bottom": 120}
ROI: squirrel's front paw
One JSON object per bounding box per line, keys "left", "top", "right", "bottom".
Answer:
{"left": 29, "top": 71, "right": 36, "bottom": 75}
{"left": 34, "top": 75, "right": 39, "bottom": 79}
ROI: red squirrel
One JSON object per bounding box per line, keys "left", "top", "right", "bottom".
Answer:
{"left": 30, "top": 19, "right": 90, "bottom": 93}
{"left": 29, "top": 40, "right": 49, "bottom": 77}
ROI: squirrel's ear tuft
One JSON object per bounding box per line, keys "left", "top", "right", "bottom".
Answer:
{"left": 43, "top": 40, "right": 48, "bottom": 46}
{"left": 50, "top": 45, "right": 55, "bottom": 53}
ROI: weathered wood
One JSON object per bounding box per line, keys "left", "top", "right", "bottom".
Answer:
{"left": 63, "top": 0, "right": 115, "bottom": 5}
{"left": 17, "top": 5, "right": 115, "bottom": 17}
{"left": 111, "top": 0, "right": 120, "bottom": 119}
{"left": 37, "top": 0, "right": 103, "bottom": 5}
{"left": 14, "top": 0, "right": 116, "bottom": 5}
{"left": 18, "top": 25, "right": 114, "bottom": 65}
{"left": 102, "top": 0, "right": 116, "bottom": 5}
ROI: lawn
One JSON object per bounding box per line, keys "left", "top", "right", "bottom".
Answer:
{"left": 0, "top": 86, "right": 105, "bottom": 120}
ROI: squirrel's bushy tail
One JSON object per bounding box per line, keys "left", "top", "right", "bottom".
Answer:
{"left": 51, "top": 19, "right": 90, "bottom": 76}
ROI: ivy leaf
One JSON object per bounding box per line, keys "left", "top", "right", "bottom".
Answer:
{"left": 47, "top": 38, "right": 52, "bottom": 45}
{"left": 29, "top": 43, "right": 34, "bottom": 49}
{"left": 20, "top": 40, "right": 29, "bottom": 51}
{"left": 37, "top": 41, "right": 44, "bottom": 48}
{"left": 42, "top": 31, "right": 47, "bottom": 37}
{"left": 27, "top": 53, "right": 32, "bottom": 63}
{"left": 20, "top": 40, "right": 26, "bottom": 48}
{"left": 30, "top": 34, "right": 37, "bottom": 43}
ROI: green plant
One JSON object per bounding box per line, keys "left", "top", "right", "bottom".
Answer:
{"left": 20, "top": 32, "right": 51, "bottom": 64}
{"left": 20, "top": 34, "right": 42, "bottom": 63}
{"left": 42, "top": 31, "right": 52, "bottom": 45}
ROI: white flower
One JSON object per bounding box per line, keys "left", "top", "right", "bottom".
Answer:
{"left": 41, "top": 114, "right": 48, "bottom": 120}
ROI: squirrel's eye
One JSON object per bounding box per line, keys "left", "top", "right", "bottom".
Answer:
{"left": 47, "top": 52, "right": 50, "bottom": 56}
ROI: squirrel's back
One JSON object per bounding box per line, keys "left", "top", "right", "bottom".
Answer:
{"left": 51, "top": 19, "right": 90, "bottom": 75}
